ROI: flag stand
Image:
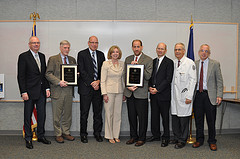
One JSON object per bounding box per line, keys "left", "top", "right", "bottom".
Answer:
{"left": 32, "top": 128, "right": 38, "bottom": 141}
{"left": 187, "top": 115, "right": 196, "bottom": 144}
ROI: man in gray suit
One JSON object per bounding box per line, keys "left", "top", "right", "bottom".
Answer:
{"left": 124, "top": 39, "right": 153, "bottom": 147}
{"left": 46, "top": 40, "right": 76, "bottom": 143}
{"left": 192, "top": 44, "right": 223, "bottom": 151}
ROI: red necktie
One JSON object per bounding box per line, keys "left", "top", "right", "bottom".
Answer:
{"left": 64, "top": 57, "right": 67, "bottom": 64}
{"left": 135, "top": 56, "right": 138, "bottom": 62}
{"left": 199, "top": 61, "right": 204, "bottom": 92}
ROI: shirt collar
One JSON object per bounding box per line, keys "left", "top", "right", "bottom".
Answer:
{"left": 30, "top": 49, "right": 38, "bottom": 57}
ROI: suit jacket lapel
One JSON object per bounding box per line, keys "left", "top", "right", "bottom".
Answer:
{"left": 156, "top": 56, "right": 166, "bottom": 75}
{"left": 207, "top": 58, "right": 214, "bottom": 82}
{"left": 28, "top": 50, "right": 40, "bottom": 73}
{"left": 57, "top": 53, "right": 63, "bottom": 64}
{"left": 196, "top": 60, "right": 200, "bottom": 79}
{"left": 138, "top": 53, "right": 145, "bottom": 64}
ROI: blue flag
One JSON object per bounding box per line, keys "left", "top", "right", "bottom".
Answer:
{"left": 31, "top": 22, "right": 36, "bottom": 36}
{"left": 187, "top": 22, "right": 194, "bottom": 61}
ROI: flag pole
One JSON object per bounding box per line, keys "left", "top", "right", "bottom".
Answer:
{"left": 187, "top": 15, "right": 196, "bottom": 144}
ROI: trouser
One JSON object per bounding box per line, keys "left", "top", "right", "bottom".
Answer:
{"left": 126, "top": 94, "right": 148, "bottom": 141}
{"left": 104, "top": 93, "right": 123, "bottom": 139}
{"left": 193, "top": 90, "right": 217, "bottom": 144}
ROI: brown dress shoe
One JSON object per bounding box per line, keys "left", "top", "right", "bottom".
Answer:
{"left": 62, "top": 134, "right": 75, "bottom": 141}
{"left": 126, "top": 138, "right": 136, "bottom": 145}
{"left": 55, "top": 136, "right": 64, "bottom": 143}
{"left": 209, "top": 144, "right": 217, "bottom": 151}
{"left": 135, "top": 141, "right": 145, "bottom": 147}
{"left": 192, "top": 142, "right": 203, "bottom": 148}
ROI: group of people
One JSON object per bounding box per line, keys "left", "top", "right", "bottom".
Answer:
{"left": 17, "top": 36, "right": 223, "bottom": 152}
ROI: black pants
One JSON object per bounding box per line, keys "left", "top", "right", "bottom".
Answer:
{"left": 193, "top": 91, "right": 217, "bottom": 144}
{"left": 80, "top": 89, "right": 103, "bottom": 136}
{"left": 172, "top": 115, "right": 190, "bottom": 143}
{"left": 24, "top": 89, "right": 46, "bottom": 141}
{"left": 126, "top": 94, "right": 148, "bottom": 141}
{"left": 150, "top": 95, "right": 170, "bottom": 140}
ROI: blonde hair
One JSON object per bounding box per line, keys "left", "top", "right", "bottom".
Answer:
{"left": 107, "top": 45, "right": 122, "bottom": 60}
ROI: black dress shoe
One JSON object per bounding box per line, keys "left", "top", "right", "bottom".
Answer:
{"left": 94, "top": 135, "right": 103, "bottom": 142}
{"left": 146, "top": 136, "right": 160, "bottom": 142}
{"left": 81, "top": 136, "right": 88, "bottom": 143}
{"left": 174, "top": 142, "right": 186, "bottom": 149}
{"left": 38, "top": 137, "right": 51, "bottom": 144}
{"left": 161, "top": 139, "right": 169, "bottom": 147}
{"left": 169, "top": 139, "right": 178, "bottom": 144}
{"left": 26, "top": 140, "right": 33, "bottom": 149}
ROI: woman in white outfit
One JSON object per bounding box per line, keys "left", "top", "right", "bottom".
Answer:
{"left": 101, "top": 45, "right": 125, "bottom": 143}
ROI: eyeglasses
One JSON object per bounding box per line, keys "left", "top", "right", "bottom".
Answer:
{"left": 89, "top": 42, "right": 99, "bottom": 44}
{"left": 200, "top": 50, "right": 209, "bottom": 53}
{"left": 30, "top": 42, "right": 40, "bottom": 44}
{"left": 174, "top": 49, "right": 182, "bottom": 51}
{"left": 157, "top": 48, "right": 165, "bottom": 51}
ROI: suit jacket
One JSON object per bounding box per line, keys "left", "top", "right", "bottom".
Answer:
{"left": 77, "top": 48, "right": 105, "bottom": 95}
{"left": 45, "top": 53, "right": 76, "bottom": 99}
{"left": 17, "top": 50, "right": 49, "bottom": 100}
{"left": 195, "top": 58, "right": 223, "bottom": 105}
{"left": 149, "top": 56, "right": 174, "bottom": 101}
{"left": 124, "top": 53, "right": 153, "bottom": 99}
{"left": 101, "top": 60, "right": 125, "bottom": 95}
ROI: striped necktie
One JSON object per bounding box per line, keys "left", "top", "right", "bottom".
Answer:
{"left": 92, "top": 52, "right": 98, "bottom": 80}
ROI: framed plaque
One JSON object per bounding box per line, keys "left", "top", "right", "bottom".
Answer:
{"left": 60, "top": 64, "right": 78, "bottom": 85}
{"left": 126, "top": 64, "right": 144, "bottom": 87}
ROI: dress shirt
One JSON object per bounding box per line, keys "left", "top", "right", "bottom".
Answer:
{"left": 30, "top": 49, "right": 40, "bottom": 62}
{"left": 156, "top": 55, "right": 165, "bottom": 71}
{"left": 197, "top": 58, "right": 209, "bottom": 90}
{"left": 134, "top": 53, "right": 142, "bottom": 62}
{"left": 60, "top": 53, "right": 69, "bottom": 64}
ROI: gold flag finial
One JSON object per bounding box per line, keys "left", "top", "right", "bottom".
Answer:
{"left": 189, "top": 15, "right": 193, "bottom": 29}
{"left": 30, "top": 12, "right": 40, "bottom": 21}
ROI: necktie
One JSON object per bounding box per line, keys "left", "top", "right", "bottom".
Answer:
{"left": 64, "top": 57, "right": 67, "bottom": 64}
{"left": 153, "top": 58, "right": 159, "bottom": 86}
{"left": 35, "top": 54, "right": 41, "bottom": 72}
{"left": 135, "top": 56, "right": 138, "bottom": 62}
{"left": 178, "top": 60, "right": 180, "bottom": 67}
{"left": 199, "top": 61, "right": 204, "bottom": 92}
{"left": 92, "top": 52, "right": 98, "bottom": 80}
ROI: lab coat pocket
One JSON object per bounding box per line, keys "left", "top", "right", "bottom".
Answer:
{"left": 179, "top": 72, "right": 186, "bottom": 82}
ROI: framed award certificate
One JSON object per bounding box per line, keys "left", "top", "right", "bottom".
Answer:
{"left": 60, "top": 64, "right": 78, "bottom": 85}
{"left": 126, "top": 64, "right": 144, "bottom": 87}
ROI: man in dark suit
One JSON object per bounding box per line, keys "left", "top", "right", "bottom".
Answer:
{"left": 124, "top": 39, "right": 153, "bottom": 147}
{"left": 46, "top": 40, "right": 76, "bottom": 143}
{"left": 192, "top": 44, "right": 223, "bottom": 151}
{"left": 147, "top": 43, "right": 174, "bottom": 147}
{"left": 17, "top": 36, "right": 51, "bottom": 149}
{"left": 77, "top": 36, "right": 105, "bottom": 143}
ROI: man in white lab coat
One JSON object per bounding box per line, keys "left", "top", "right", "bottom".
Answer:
{"left": 171, "top": 43, "right": 197, "bottom": 149}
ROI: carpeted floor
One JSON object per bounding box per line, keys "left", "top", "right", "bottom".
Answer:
{"left": 0, "top": 134, "right": 240, "bottom": 159}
